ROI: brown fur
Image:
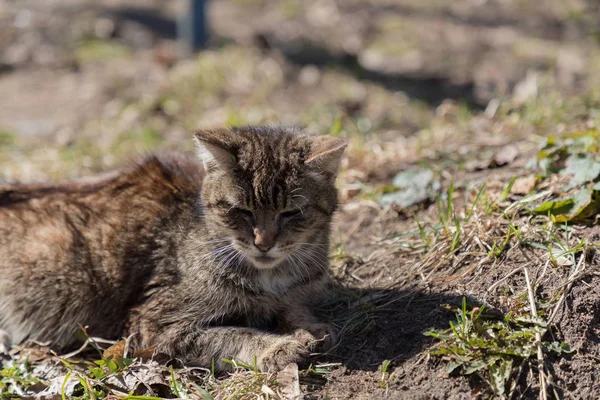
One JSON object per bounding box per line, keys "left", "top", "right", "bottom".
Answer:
{"left": 0, "top": 126, "right": 346, "bottom": 371}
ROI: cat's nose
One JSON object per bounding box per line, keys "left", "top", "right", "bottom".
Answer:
{"left": 253, "top": 228, "right": 275, "bottom": 253}
{"left": 254, "top": 242, "right": 273, "bottom": 253}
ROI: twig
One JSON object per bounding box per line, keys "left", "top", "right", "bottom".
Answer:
{"left": 123, "top": 333, "right": 136, "bottom": 358}
{"left": 486, "top": 264, "right": 530, "bottom": 293}
{"left": 60, "top": 338, "right": 96, "bottom": 360}
{"left": 508, "top": 360, "right": 527, "bottom": 400}
{"left": 60, "top": 336, "right": 116, "bottom": 359}
{"left": 548, "top": 253, "right": 586, "bottom": 324}
{"left": 523, "top": 267, "right": 547, "bottom": 400}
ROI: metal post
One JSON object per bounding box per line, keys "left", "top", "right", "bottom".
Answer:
{"left": 177, "top": 0, "right": 208, "bottom": 54}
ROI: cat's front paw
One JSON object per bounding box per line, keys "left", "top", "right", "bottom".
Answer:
{"left": 258, "top": 330, "right": 314, "bottom": 372}
{"left": 304, "top": 323, "right": 336, "bottom": 351}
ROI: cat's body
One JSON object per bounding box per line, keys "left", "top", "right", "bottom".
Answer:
{"left": 0, "top": 127, "right": 346, "bottom": 371}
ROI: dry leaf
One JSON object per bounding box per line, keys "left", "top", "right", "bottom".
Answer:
{"left": 103, "top": 340, "right": 126, "bottom": 359}
{"left": 102, "top": 341, "right": 166, "bottom": 363}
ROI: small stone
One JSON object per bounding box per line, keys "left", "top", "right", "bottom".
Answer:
{"left": 511, "top": 176, "right": 536, "bottom": 195}
{"left": 493, "top": 145, "right": 519, "bottom": 167}
{"left": 299, "top": 65, "right": 320, "bottom": 86}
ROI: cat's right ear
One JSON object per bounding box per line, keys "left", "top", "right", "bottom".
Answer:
{"left": 194, "top": 130, "right": 235, "bottom": 172}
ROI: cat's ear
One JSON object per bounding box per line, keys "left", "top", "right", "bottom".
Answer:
{"left": 194, "top": 130, "right": 236, "bottom": 172}
{"left": 305, "top": 136, "right": 348, "bottom": 176}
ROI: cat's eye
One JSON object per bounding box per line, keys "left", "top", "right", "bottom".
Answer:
{"left": 216, "top": 202, "right": 254, "bottom": 220}
{"left": 234, "top": 208, "right": 255, "bottom": 220}
{"left": 216, "top": 200, "right": 233, "bottom": 209}
{"left": 280, "top": 209, "right": 302, "bottom": 220}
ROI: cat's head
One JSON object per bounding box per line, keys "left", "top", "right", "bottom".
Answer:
{"left": 195, "top": 126, "right": 346, "bottom": 270}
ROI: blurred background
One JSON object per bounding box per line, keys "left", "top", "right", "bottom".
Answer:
{"left": 0, "top": 0, "right": 599, "bottom": 181}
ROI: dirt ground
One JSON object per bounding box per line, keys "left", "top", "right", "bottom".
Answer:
{"left": 2, "top": 1, "right": 600, "bottom": 399}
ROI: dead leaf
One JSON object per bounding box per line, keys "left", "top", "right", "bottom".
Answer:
{"left": 342, "top": 183, "right": 362, "bottom": 200}
{"left": 380, "top": 168, "right": 440, "bottom": 208}
{"left": 105, "top": 363, "right": 168, "bottom": 395}
{"left": 102, "top": 341, "right": 167, "bottom": 363}
{"left": 103, "top": 340, "right": 126, "bottom": 359}
{"left": 15, "top": 342, "right": 52, "bottom": 363}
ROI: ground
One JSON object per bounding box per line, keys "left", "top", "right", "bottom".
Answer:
{"left": 1, "top": 1, "right": 600, "bottom": 399}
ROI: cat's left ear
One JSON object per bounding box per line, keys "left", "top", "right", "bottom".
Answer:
{"left": 194, "top": 129, "right": 236, "bottom": 172}
{"left": 305, "top": 136, "right": 348, "bottom": 176}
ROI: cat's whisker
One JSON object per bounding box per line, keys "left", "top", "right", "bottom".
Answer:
{"left": 192, "top": 238, "right": 232, "bottom": 247}
{"left": 291, "top": 195, "right": 309, "bottom": 215}
{"left": 228, "top": 249, "right": 245, "bottom": 269}
{"left": 294, "top": 247, "right": 327, "bottom": 270}
{"left": 202, "top": 237, "right": 233, "bottom": 244}
{"left": 285, "top": 254, "right": 306, "bottom": 284}
{"left": 178, "top": 224, "right": 192, "bottom": 240}
{"left": 222, "top": 248, "right": 241, "bottom": 269}
{"left": 297, "top": 243, "right": 329, "bottom": 257}
{"left": 188, "top": 239, "right": 233, "bottom": 254}
{"left": 215, "top": 245, "right": 247, "bottom": 271}
{"left": 226, "top": 201, "right": 242, "bottom": 213}
{"left": 200, "top": 244, "right": 234, "bottom": 263}
{"left": 288, "top": 252, "right": 311, "bottom": 284}
{"left": 293, "top": 252, "right": 317, "bottom": 274}
{"left": 291, "top": 194, "right": 309, "bottom": 203}
{"left": 202, "top": 246, "right": 232, "bottom": 261}
{"left": 213, "top": 247, "right": 237, "bottom": 270}
{"left": 296, "top": 254, "right": 313, "bottom": 284}
{"left": 225, "top": 252, "right": 239, "bottom": 270}
{"left": 290, "top": 201, "right": 305, "bottom": 216}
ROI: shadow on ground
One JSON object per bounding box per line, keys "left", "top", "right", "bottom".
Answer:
{"left": 314, "top": 285, "right": 459, "bottom": 372}
{"left": 109, "top": 7, "right": 177, "bottom": 39}
{"left": 257, "top": 34, "right": 484, "bottom": 109}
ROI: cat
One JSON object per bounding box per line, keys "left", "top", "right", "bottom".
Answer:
{"left": 0, "top": 126, "right": 347, "bottom": 372}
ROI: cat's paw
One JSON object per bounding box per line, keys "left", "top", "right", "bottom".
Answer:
{"left": 304, "top": 323, "right": 336, "bottom": 351}
{"left": 258, "top": 330, "right": 314, "bottom": 372}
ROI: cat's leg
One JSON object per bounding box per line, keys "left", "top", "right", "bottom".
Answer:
{"left": 279, "top": 305, "right": 337, "bottom": 351}
{"left": 0, "top": 329, "right": 11, "bottom": 354}
{"left": 156, "top": 326, "right": 318, "bottom": 372}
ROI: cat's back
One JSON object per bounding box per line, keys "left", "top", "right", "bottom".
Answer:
{"left": 0, "top": 152, "right": 204, "bottom": 265}
{"left": 0, "top": 151, "right": 204, "bottom": 269}
{"left": 0, "top": 153, "right": 203, "bottom": 211}
{"left": 0, "top": 154, "right": 204, "bottom": 270}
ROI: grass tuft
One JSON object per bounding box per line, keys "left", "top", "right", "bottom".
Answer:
{"left": 426, "top": 298, "right": 572, "bottom": 396}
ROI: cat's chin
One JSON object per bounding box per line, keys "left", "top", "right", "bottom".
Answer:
{"left": 248, "top": 255, "right": 284, "bottom": 270}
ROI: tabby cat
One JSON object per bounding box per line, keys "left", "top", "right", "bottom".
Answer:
{"left": 0, "top": 126, "right": 347, "bottom": 371}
